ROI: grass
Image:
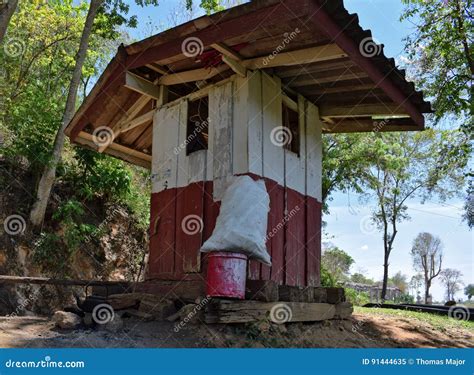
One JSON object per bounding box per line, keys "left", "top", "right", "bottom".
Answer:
{"left": 355, "top": 306, "right": 474, "bottom": 332}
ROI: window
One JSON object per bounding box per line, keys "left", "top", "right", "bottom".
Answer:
{"left": 282, "top": 102, "right": 300, "bottom": 156}
{"left": 186, "top": 96, "right": 209, "bottom": 155}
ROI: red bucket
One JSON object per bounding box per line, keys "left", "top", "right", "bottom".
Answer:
{"left": 206, "top": 252, "right": 248, "bottom": 299}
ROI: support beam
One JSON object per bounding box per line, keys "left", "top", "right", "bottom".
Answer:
{"left": 119, "top": 109, "right": 154, "bottom": 134}
{"left": 322, "top": 118, "right": 420, "bottom": 133}
{"left": 282, "top": 94, "right": 298, "bottom": 112}
{"left": 319, "top": 103, "right": 409, "bottom": 118}
{"left": 98, "top": 95, "right": 151, "bottom": 152}
{"left": 242, "top": 44, "right": 346, "bottom": 70}
{"left": 145, "top": 63, "right": 168, "bottom": 75}
{"left": 77, "top": 131, "right": 151, "bottom": 169}
{"left": 289, "top": 71, "right": 368, "bottom": 87}
{"left": 158, "top": 64, "right": 229, "bottom": 86}
{"left": 222, "top": 55, "right": 246, "bottom": 77}
{"left": 125, "top": 71, "right": 162, "bottom": 99}
{"left": 211, "top": 42, "right": 243, "bottom": 61}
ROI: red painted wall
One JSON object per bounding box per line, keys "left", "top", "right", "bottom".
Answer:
{"left": 148, "top": 178, "right": 321, "bottom": 287}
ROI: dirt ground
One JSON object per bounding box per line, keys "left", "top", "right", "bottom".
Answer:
{"left": 0, "top": 311, "right": 472, "bottom": 348}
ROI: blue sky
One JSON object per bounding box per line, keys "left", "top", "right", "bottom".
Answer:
{"left": 122, "top": 0, "right": 472, "bottom": 301}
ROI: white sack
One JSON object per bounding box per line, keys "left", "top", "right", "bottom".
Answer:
{"left": 200, "top": 176, "right": 271, "bottom": 265}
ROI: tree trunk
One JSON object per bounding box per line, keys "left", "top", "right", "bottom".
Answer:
{"left": 424, "top": 280, "right": 431, "bottom": 304}
{"left": 381, "top": 254, "right": 389, "bottom": 301}
{"left": 0, "top": 0, "right": 18, "bottom": 42}
{"left": 29, "top": 0, "right": 103, "bottom": 227}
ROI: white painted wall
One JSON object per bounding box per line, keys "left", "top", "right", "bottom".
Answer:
{"left": 151, "top": 72, "right": 323, "bottom": 202}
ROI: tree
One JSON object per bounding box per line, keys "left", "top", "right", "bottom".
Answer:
{"left": 465, "top": 284, "right": 474, "bottom": 300}
{"left": 321, "top": 244, "right": 354, "bottom": 283}
{"left": 359, "top": 130, "right": 468, "bottom": 301}
{"left": 29, "top": 0, "right": 218, "bottom": 227}
{"left": 29, "top": 0, "right": 164, "bottom": 227}
{"left": 409, "top": 273, "right": 423, "bottom": 296}
{"left": 440, "top": 268, "right": 463, "bottom": 301}
{"left": 350, "top": 272, "right": 375, "bottom": 285}
{"left": 389, "top": 271, "right": 408, "bottom": 293}
{"left": 0, "top": 0, "right": 18, "bottom": 42}
{"left": 410, "top": 232, "right": 443, "bottom": 304}
{"left": 401, "top": 0, "right": 473, "bottom": 130}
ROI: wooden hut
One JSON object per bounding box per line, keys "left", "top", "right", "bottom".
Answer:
{"left": 65, "top": 0, "right": 430, "bottom": 299}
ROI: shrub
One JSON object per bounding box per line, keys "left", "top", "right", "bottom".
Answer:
{"left": 345, "top": 288, "right": 371, "bottom": 306}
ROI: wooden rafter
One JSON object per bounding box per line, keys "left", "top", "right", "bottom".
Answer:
{"left": 158, "top": 64, "right": 229, "bottom": 86}
{"left": 211, "top": 42, "right": 243, "bottom": 61}
{"left": 289, "top": 71, "right": 368, "bottom": 87}
{"left": 125, "top": 71, "right": 162, "bottom": 99}
{"left": 242, "top": 44, "right": 346, "bottom": 70}
{"left": 76, "top": 131, "right": 151, "bottom": 169}
{"left": 322, "top": 118, "right": 421, "bottom": 133}
{"left": 319, "top": 103, "right": 409, "bottom": 118}
{"left": 222, "top": 55, "right": 247, "bottom": 77}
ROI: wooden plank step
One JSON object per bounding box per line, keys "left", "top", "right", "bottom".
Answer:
{"left": 205, "top": 299, "right": 335, "bottom": 324}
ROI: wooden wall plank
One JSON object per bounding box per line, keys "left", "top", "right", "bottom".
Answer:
{"left": 210, "top": 81, "right": 234, "bottom": 200}
{"left": 233, "top": 75, "right": 249, "bottom": 175}
{"left": 262, "top": 72, "right": 284, "bottom": 186}
{"left": 305, "top": 101, "right": 322, "bottom": 201}
{"left": 175, "top": 182, "right": 205, "bottom": 273}
{"left": 152, "top": 104, "right": 180, "bottom": 193}
{"left": 306, "top": 197, "right": 321, "bottom": 286}
{"left": 285, "top": 188, "right": 306, "bottom": 286}
{"left": 148, "top": 189, "right": 177, "bottom": 277}
{"left": 247, "top": 70, "right": 263, "bottom": 176}
{"left": 266, "top": 179, "right": 285, "bottom": 284}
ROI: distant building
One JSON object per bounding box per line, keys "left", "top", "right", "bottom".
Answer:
{"left": 345, "top": 282, "right": 402, "bottom": 302}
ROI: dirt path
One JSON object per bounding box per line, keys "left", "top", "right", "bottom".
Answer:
{"left": 0, "top": 312, "right": 472, "bottom": 348}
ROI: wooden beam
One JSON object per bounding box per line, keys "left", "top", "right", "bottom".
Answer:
{"left": 282, "top": 94, "right": 298, "bottom": 112}
{"left": 322, "top": 118, "right": 421, "bottom": 133}
{"left": 319, "top": 103, "right": 409, "bottom": 118}
{"left": 310, "top": 83, "right": 376, "bottom": 95}
{"left": 222, "top": 55, "right": 247, "bottom": 77}
{"left": 77, "top": 131, "right": 151, "bottom": 169}
{"left": 158, "top": 64, "right": 229, "bottom": 86}
{"left": 242, "top": 44, "right": 346, "bottom": 70}
{"left": 145, "top": 63, "right": 168, "bottom": 75}
{"left": 205, "top": 299, "right": 336, "bottom": 324}
{"left": 119, "top": 109, "right": 154, "bottom": 134}
{"left": 98, "top": 95, "right": 151, "bottom": 152}
{"left": 211, "top": 42, "right": 243, "bottom": 61}
{"left": 288, "top": 71, "right": 368, "bottom": 87}
{"left": 125, "top": 71, "right": 162, "bottom": 99}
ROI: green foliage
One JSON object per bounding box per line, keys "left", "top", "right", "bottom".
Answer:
{"left": 388, "top": 271, "right": 409, "bottom": 293}
{"left": 321, "top": 244, "right": 354, "bottom": 283}
{"left": 345, "top": 288, "right": 370, "bottom": 306}
{"left": 401, "top": 0, "right": 473, "bottom": 129}
{"left": 393, "top": 293, "right": 415, "bottom": 304}
{"left": 465, "top": 284, "right": 474, "bottom": 300}
{"left": 320, "top": 265, "right": 337, "bottom": 287}
{"left": 350, "top": 273, "right": 375, "bottom": 285}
